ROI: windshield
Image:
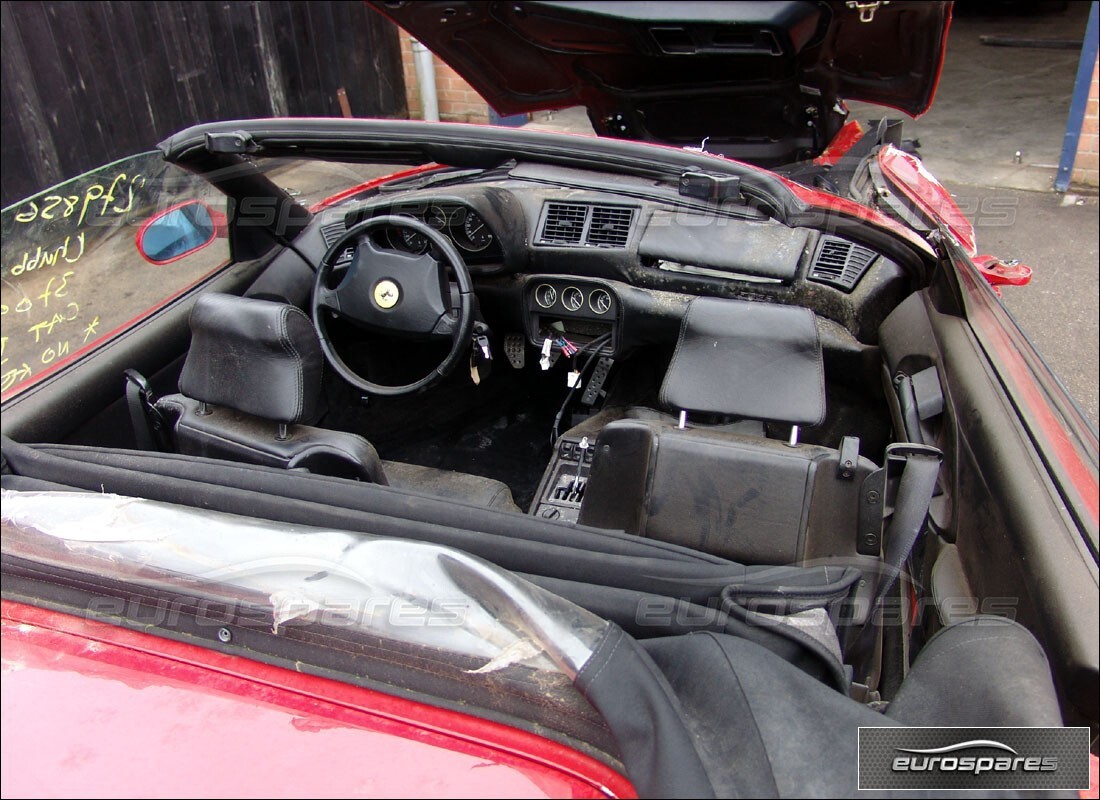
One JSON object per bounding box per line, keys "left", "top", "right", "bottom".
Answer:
{"left": 245, "top": 157, "right": 414, "bottom": 210}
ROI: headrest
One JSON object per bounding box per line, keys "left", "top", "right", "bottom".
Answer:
{"left": 179, "top": 294, "right": 324, "bottom": 424}
{"left": 658, "top": 297, "right": 825, "bottom": 426}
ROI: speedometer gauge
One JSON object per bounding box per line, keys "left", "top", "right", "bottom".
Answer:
{"left": 459, "top": 211, "right": 493, "bottom": 252}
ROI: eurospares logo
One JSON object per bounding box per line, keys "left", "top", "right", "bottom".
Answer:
{"left": 893, "top": 739, "right": 1058, "bottom": 774}
{"left": 858, "top": 727, "right": 1090, "bottom": 790}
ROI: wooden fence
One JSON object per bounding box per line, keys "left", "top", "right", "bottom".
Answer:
{"left": 1, "top": 0, "right": 406, "bottom": 207}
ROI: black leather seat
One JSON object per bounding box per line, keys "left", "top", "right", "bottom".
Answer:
{"left": 641, "top": 616, "right": 1063, "bottom": 797}
{"left": 658, "top": 294, "right": 828, "bottom": 433}
{"left": 579, "top": 296, "right": 878, "bottom": 565}
{"left": 153, "top": 294, "right": 518, "bottom": 511}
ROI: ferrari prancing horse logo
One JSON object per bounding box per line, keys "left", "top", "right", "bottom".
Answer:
{"left": 373, "top": 279, "right": 400, "bottom": 309}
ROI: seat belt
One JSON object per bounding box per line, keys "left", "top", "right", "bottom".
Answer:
{"left": 875, "top": 443, "right": 943, "bottom": 605}
{"left": 123, "top": 369, "right": 170, "bottom": 452}
{"left": 846, "top": 443, "right": 943, "bottom": 657}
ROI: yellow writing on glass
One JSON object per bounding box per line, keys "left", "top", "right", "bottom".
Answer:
{"left": 34, "top": 271, "right": 74, "bottom": 309}
{"left": 82, "top": 316, "right": 100, "bottom": 343}
{"left": 13, "top": 172, "right": 145, "bottom": 227}
{"left": 27, "top": 302, "right": 80, "bottom": 343}
{"left": 39, "top": 340, "right": 71, "bottom": 365}
{"left": 2, "top": 167, "right": 167, "bottom": 397}
{"left": 1, "top": 297, "right": 35, "bottom": 316}
{"left": 1, "top": 364, "right": 32, "bottom": 393}
{"left": 9, "top": 232, "right": 85, "bottom": 276}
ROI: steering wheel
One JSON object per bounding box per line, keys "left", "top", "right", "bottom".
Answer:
{"left": 312, "top": 215, "right": 474, "bottom": 396}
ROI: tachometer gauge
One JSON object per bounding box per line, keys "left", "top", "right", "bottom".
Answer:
{"left": 459, "top": 210, "right": 494, "bottom": 252}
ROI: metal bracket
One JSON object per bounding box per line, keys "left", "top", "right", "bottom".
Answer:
{"left": 205, "top": 131, "right": 262, "bottom": 155}
{"left": 679, "top": 172, "right": 742, "bottom": 202}
{"left": 871, "top": 444, "right": 941, "bottom": 556}
{"left": 857, "top": 442, "right": 943, "bottom": 556}
{"left": 837, "top": 435, "right": 860, "bottom": 480}
{"left": 846, "top": 1, "right": 889, "bottom": 23}
{"left": 857, "top": 467, "right": 886, "bottom": 555}
{"left": 972, "top": 254, "right": 1033, "bottom": 288}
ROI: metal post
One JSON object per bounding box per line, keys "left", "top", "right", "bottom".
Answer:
{"left": 1054, "top": 1, "right": 1099, "bottom": 193}
{"left": 411, "top": 39, "right": 440, "bottom": 123}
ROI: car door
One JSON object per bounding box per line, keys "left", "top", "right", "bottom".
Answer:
{"left": 1, "top": 152, "right": 266, "bottom": 445}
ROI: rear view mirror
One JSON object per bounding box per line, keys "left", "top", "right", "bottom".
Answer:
{"left": 136, "top": 201, "right": 218, "bottom": 264}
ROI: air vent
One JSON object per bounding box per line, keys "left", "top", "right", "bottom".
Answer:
{"left": 540, "top": 202, "right": 587, "bottom": 244}
{"left": 320, "top": 219, "right": 346, "bottom": 247}
{"left": 538, "top": 202, "right": 635, "bottom": 248}
{"left": 808, "top": 237, "right": 878, "bottom": 292}
{"left": 586, "top": 206, "right": 635, "bottom": 248}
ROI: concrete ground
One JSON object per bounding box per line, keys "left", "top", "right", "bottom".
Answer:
{"left": 523, "top": 4, "right": 1099, "bottom": 427}
{"left": 848, "top": 3, "right": 1091, "bottom": 193}
{"left": 956, "top": 184, "right": 1098, "bottom": 427}
{"left": 854, "top": 3, "right": 1098, "bottom": 427}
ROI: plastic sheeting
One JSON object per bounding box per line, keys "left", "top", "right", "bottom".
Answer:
{"left": 1, "top": 490, "right": 608, "bottom": 678}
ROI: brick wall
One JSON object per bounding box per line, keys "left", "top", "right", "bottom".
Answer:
{"left": 399, "top": 31, "right": 489, "bottom": 124}
{"left": 1071, "top": 56, "right": 1099, "bottom": 188}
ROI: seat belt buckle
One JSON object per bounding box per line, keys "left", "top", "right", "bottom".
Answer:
{"left": 124, "top": 369, "right": 170, "bottom": 451}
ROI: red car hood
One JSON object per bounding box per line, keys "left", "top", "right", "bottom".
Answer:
{"left": 369, "top": 0, "right": 952, "bottom": 165}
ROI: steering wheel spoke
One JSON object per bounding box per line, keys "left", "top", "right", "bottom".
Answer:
{"left": 312, "top": 215, "right": 474, "bottom": 396}
{"left": 431, "top": 311, "right": 459, "bottom": 338}
{"left": 315, "top": 285, "right": 342, "bottom": 315}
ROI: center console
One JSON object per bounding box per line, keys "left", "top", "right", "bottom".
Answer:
{"left": 530, "top": 435, "right": 595, "bottom": 522}
{"left": 526, "top": 277, "right": 619, "bottom": 356}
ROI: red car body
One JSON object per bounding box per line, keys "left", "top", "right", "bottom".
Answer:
{"left": 2, "top": 3, "right": 1097, "bottom": 798}
{"left": 1, "top": 600, "right": 630, "bottom": 798}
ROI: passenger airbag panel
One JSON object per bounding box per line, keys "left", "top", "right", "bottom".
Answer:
{"left": 639, "top": 211, "right": 809, "bottom": 282}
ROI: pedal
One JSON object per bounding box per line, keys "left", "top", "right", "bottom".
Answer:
{"left": 581, "top": 356, "right": 613, "bottom": 405}
{"left": 503, "top": 333, "right": 525, "bottom": 369}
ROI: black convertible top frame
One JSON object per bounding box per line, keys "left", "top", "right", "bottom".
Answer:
{"left": 159, "top": 118, "right": 935, "bottom": 282}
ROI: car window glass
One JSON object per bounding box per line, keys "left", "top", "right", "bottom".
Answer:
{"left": 1, "top": 152, "right": 230, "bottom": 399}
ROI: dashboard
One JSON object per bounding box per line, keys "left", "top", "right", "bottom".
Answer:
{"left": 299, "top": 166, "right": 911, "bottom": 348}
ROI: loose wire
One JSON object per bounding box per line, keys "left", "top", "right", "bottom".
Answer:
{"left": 550, "top": 332, "right": 613, "bottom": 446}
